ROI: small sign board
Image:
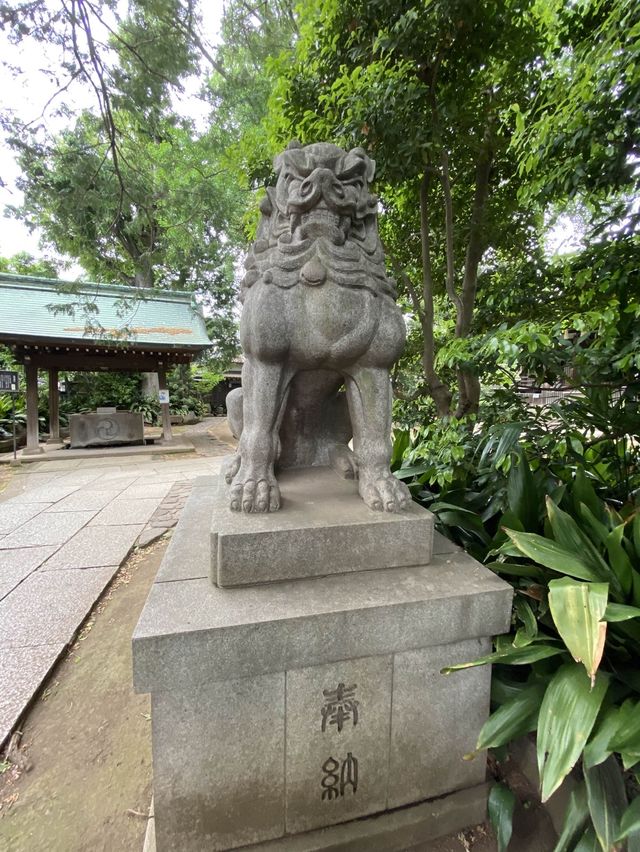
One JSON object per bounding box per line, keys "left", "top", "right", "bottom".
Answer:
{"left": 158, "top": 389, "right": 170, "bottom": 405}
{"left": 0, "top": 370, "right": 19, "bottom": 393}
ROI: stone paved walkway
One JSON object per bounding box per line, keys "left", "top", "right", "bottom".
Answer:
{"left": 0, "top": 420, "right": 234, "bottom": 746}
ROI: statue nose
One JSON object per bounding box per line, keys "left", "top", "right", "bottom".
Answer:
{"left": 300, "top": 168, "right": 344, "bottom": 199}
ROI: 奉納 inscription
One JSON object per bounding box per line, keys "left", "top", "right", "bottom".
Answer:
{"left": 321, "top": 753, "right": 358, "bottom": 800}
{"left": 321, "top": 682, "right": 359, "bottom": 733}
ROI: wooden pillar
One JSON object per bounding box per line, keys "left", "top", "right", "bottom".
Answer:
{"left": 157, "top": 364, "right": 173, "bottom": 443}
{"left": 47, "top": 368, "right": 60, "bottom": 444}
{"left": 23, "top": 362, "right": 43, "bottom": 455}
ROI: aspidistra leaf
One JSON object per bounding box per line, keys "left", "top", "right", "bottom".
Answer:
{"left": 537, "top": 664, "right": 609, "bottom": 802}
{"left": 548, "top": 578, "right": 608, "bottom": 684}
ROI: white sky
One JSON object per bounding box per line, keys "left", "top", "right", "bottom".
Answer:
{"left": 0, "top": 1, "right": 226, "bottom": 266}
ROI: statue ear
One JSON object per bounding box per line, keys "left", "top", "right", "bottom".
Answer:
{"left": 273, "top": 153, "right": 284, "bottom": 175}
{"left": 349, "top": 146, "right": 376, "bottom": 183}
{"left": 365, "top": 157, "right": 376, "bottom": 183}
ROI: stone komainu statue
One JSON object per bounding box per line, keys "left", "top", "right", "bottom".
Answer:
{"left": 225, "top": 141, "right": 410, "bottom": 514}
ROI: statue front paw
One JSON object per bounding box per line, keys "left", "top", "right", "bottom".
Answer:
{"left": 359, "top": 470, "right": 410, "bottom": 513}
{"left": 229, "top": 468, "right": 281, "bottom": 513}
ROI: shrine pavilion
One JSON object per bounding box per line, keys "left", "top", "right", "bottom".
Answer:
{"left": 0, "top": 273, "right": 211, "bottom": 454}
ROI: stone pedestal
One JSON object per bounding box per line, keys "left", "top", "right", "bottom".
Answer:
{"left": 133, "top": 472, "right": 512, "bottom": 852}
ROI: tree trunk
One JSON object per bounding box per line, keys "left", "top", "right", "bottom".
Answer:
{"left": 133, "top": 254, "right": 159, "bottom": 398}
{"left": 453, "top": 135, "right": 493, "bottom": 418}
{"left": 419, "top": 171, "right": 452, "bottom": 417}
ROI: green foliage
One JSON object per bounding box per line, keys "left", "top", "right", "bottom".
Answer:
{"left": 130, "top": 394, "right": 160, "bottom": 425}
{"left": 62, "top": 371, "right": 143, "bottom": 414}
{"left": 437, "top": 466, "right": 640, "bottom": 847}
{"left": 0, "top": 252, "right": 61, "bottom": 278}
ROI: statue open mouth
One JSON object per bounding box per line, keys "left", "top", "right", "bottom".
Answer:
{"left": 290, "top": 208, "right": 349, "bottom": 244}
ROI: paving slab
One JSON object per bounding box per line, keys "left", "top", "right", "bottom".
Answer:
{"left": 0, "top": 643, "right": 66, "bottom": 745}
{"left": 0, "top": 502, "right": 52, "bottom": 534}
{"left": 45, "top": 489, "right": 122, "bottom": 512}
{"left": 0, "top": 510, "right": 96, "bottom": 548}
{"left": 42, "top": 523, "right": 144, "bottom": 569}
{"left": 118, "top": 482, "right": 174, "bottom": 500}
{"left": 0, "top": 566, "right": 117, "bottom": 647}
{"left": 56, "top": 471, "right": 107, "bottom": 486}
{"left": 0, "top": 546, "right": 58, "bottom": 600}
{"left": 7, "top": 484, "right": 82, "bottom": 504}
{"left": 89, "top": 498, "right": 161, "bottom": 526}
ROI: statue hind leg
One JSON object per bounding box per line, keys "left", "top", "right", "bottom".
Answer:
{"left": 344, "top": 365, "right": 410, "bottom": 512}
{"left": 228, "top": 357, "right": 293, "bottom": 512}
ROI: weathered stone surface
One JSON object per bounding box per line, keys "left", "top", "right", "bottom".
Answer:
{"left": 0, "top": 509, "right": 95, "bottom": 548}
{"left": 226, "top": 142, "right": 410, "bottom": 515}
{"left": 286, "top": 655, "right": 393, "bottom": 834}
{"left": 42, "top": 524, "right": 143, "bottom": 570}
{"left": 7, "top": 484, "right": 81, "bottom": 504}
{"left": 152, "top": 673, "right": 285, "bottom": 852}
{"left": 211, "top": 468, "right": 434, "bottom": 587}
{"left": 0, "top": 501, "right": 51, "bottom": 534}
{"left": 89, "top": 497, "right": 161, "bottom": 526}
{"left": 257, "top": 784, "right": 488, "bottom": 851}
{"left": 155, "top": 481, "right": 216, "bottom": 583}
{"left": 45, "top": 489, "right": 122, "bottom": 512}
{"left": 136, "top": 526, "right": 169, "bottom": 548}
{"left": 133, "top": 552, "right": 511, "bottom": 694}
{"left": 388, "top": 639, "right": 491, "bottom": 809}
{"left": 144, "top": 783, "right": 488, "bottom": 852}
{"left": 0, "top": 545, "right": 57, "bottom": 600}
{"left": 69, "top": 411, "right": 144, "bottom": 448}
{"left": 0, "top": 643, "right": 66, "bottom": 746}
{"left": 0, "top": 566, "right": 117, "bottom": 646}
{"left": 119, "top": 482, "right": 174, "bottom": 500}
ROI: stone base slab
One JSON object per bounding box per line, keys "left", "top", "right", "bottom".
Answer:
{"left": 144, "top": 784, "right": 488, "bottom": 852}
{"left": 211, "top": 467, "right": 434, "bottom": 587}
{"left": 69, "top": 411, "right": 144, "bottom": 448}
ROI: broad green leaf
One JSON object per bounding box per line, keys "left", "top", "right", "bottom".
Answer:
{"left": 553, "top": 782, "right": 589, "bottom": 852}
{"left": 514, "top": 596, "right": 539, "bottom": 647}
{"left": 585, "top": 756, "right": 627, "bottom": 852}
{"left": 608, "top": 699, "right": 640, "bottom": 767}
{"left": 441, "top": 643, "right": 565, "bottom": 675}
{"left": 584, "top": 707, "right": 620, "bottom": 769}
{"left": 477, "top": 682, "right": 546, "bottom": 750}
{"left": 505, "top": 529, "right": 602, "bottom": 581}
{"left": 488, "top": 783, "right": 516, "bottom": 852}
{"left": 506, "top": 449, "right": 539, "bottom": 532}
{"left": 573, "top": 468, "right": 605, "bottom": 524}
{"left": 394, "top": 464, "right": 430, "bottom": 480}
{"left": 579, "top": 503, "right": 610, "bottom": 549}
{"left": 573, "top": 827, "right": 600, "bottom": 851}
{"left": 537, "top": 664, "right": 609, "bottom": 802}
{"left": 486, "top": 561, "right": 544, "bottom": 580}
{"left": 546, "top": 498, "right": 612, "bottom": 586}
{"left": 548, "top": 578, "right": 608, "bottom": 683}
{"left": 617, "top": 796, "right": 640, "bottom": 842}
{"left": 604, "top": 603, "right": 640, "bottom": 622}
{"left": 633, "top": 514, "right": 640, "bottom": 557}
{"left": 606, "top": 525, "right": 633, "bottom": 597}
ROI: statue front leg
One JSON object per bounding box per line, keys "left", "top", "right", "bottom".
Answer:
{"left": 229, "top": 357, "right": 290, "bottom": 512}
{"left": 344, "top": 366, "right": 410, "bottom": 513}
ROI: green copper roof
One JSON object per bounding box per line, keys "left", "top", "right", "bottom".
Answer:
{"left": 0, "top": 273, "right": 211, "bottom": 350}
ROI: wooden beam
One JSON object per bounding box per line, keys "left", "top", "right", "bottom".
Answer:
{"left": 15, "top": 350, "right": 193, "bottom": 372}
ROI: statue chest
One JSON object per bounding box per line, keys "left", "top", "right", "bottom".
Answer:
{"left": 240, "top": 281, "right": 382, "bottom": 367}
